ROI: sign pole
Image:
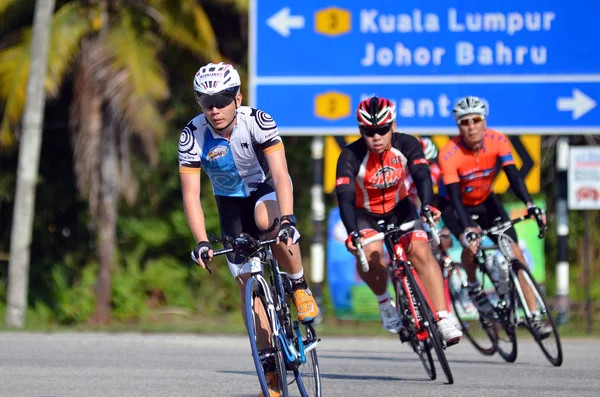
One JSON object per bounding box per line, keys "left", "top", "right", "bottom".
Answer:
{"left": 310, "top": 136, "right": 325, "bottom": 323}
{"left": 555, "top": 138, "right": 570, "bottom": 324}
{"left": 584, "top": 210, "right": 592, "bottom": 335}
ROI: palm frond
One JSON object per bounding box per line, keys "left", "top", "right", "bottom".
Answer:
{"left": 100, "top": 10, "right": 168, "bottom": 140}
{"left": 0, "top": 38, "right": 28, "bottom": 147}
{"left": 46, "top": 1, "right": 93, "bottom": 96}
{"left": 149, "top": 0, "right": 221, "bottom": 61}
{"left": 218, "top": 0, "right": 249, "bottom": 13}
{"left": 0, "top": 0, "right": 36, "bottom": 38}
{"left": 0, "top": 2, "right": 90, "bottom": 148}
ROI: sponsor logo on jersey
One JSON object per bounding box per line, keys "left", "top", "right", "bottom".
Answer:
{"left": 336, "top": 177, "right": 350, "bottom": 186}
{"left": 207, "top": 145, "right": 229, "bottom": 161}
{"left": 368, "top": 166, "right": 402, "bottom": 189}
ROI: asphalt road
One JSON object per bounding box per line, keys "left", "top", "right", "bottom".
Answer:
{"left": 1, "top": 332, "right": 598, "bottom": 397}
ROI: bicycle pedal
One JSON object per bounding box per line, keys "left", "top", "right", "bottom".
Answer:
{"left": 445, "top": 338, "right": 460, "bottom": 348}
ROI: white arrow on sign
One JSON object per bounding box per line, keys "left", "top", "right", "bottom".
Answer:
{"left": 557, "top": 89, "right": 597, "bottom": 120}
{"left": 267, "top": 7, "right": 305, "bottom": 37}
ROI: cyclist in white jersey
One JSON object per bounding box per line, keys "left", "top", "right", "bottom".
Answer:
{"left": 178, "top": 62, "right": 319, "bottom": 397}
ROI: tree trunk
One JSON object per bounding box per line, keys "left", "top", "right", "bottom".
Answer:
{"left": 91, "top": 112, "right": 119, "bottom": 324}
{"left": 5, "top": 0, "right": 56, "bottom": 328}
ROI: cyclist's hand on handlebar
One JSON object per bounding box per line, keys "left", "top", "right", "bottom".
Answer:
{"left": 191, "top": 241, "right": 213, "bottom": 272}
{"left": 527, "top": 204, "right": 547, "bottom": 237}
{"left": 460, "top": 227, "right": 481, "bottom": 255}
{"left": 345, "top": 231, "right": 360, "bottom": 255}
{"left": 277, "top": 222, "right": 300, "bottom": 248}
{"left": 420, "top": 205, "right": 441, "bottom": 225}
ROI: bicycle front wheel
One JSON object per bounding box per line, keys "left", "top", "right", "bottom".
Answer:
{"left": 394, "top": 278, "right": 435, "bottom": 380}
{"left": 246, "top": 277, "right": 289, "bottom": 396}
{"left": 283, "top": 275, "right": 322, "bottom": 397}
{"left": 406, "top": 267, "right": 454, "bottom": 385}
{"left": 512, "top": 260, "right": 563, "bottom": 367}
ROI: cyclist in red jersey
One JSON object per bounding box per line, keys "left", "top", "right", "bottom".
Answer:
{"left": 335, "top": 96, "right": 463, "bottom": 344}
{"left": 438, "top": 96, "right": 551, "bottom": 336}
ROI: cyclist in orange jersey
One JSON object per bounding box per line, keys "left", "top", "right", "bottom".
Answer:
{"left": 438, "top": 96, "right": 551, "bottom": 337}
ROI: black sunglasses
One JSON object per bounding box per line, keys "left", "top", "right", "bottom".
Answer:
{"left": 196, "top": 92, "right": 235, "bottom": 109}
{"left": 360, "top": 125, "right": 392, "bottom": 138}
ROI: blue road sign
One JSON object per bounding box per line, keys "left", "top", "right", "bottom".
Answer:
{"left": 250, "top": 0, "right": 600, "bottom": 135}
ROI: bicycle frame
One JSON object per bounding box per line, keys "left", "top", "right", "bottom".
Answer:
{"left": 360, "top": 220, "right": 440, "bottom": 339}
{"left": 477, "top": 217, "right": 547, "bottom": 324}
{"left": 209, "top": 235, "right": 319, "bottom": 376}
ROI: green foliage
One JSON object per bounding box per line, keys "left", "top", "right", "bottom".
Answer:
{"left": 142, "top": 256, "right": 194, "bottom": 309}
{"left": 52, "top": 262, "right": 97, "bottom": 324}
{"left": 111, "top": 261, "right": 145, "bottom": 321}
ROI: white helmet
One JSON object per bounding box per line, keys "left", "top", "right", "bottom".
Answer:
{"left": 419, "top": 137, "right": 438, "bottom": 161}
{"left": 193, "top": 62, "right": 241, "bottom": 105}
{"left": 453, "top": 96, "right": 487, "bottom": 120}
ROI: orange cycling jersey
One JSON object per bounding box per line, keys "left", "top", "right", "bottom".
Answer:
{"left": 438, "top": 129, "right": 515, "bottom": 206}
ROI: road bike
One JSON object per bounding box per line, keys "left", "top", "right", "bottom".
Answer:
{"left": 354, "top": 211, "right": 455, "bottom": 384}
{"left": 206, "top": 232, "right": 323, "bottom": 396}
{"left": 440, "top": 215, "right": 563, "bottom": 366}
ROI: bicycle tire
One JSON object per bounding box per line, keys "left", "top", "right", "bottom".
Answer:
{"left": 246, "top": 277, "right": 289, "bottom": 396}
{"left": 512, "top": 260, "right": 563, "bottom": 367}
{"left": 394, "top": 277, "right": 436, "bottom": 380}
{"left": 406, "top": 266, "right": 454, "bottom": 385}
{"left": 448, "top": 265, "right": 497, "bottom": 356}
{"left": 282, "top": 275, "right": 323, "bottom": 397}
{"left": 492, "top": 272, "right": 518, "bottom": 363}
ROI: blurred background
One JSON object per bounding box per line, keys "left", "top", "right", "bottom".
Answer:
{"left": 0, "top": 0, "right": 598, "bottom": 335}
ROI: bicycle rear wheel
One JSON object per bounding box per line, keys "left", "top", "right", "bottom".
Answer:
{"left": 448, "top": 265, "right": 497, "bottom": 356}
{"left": 282, "top": 275, "right": 322, "bottom": 397}
{"left": 512, "top": 260, "right": 563, "bottom": 367}
{"left": 406, "top": 267, "right": 454, "bottom": 385}
{"left": 394, "top": 277, "right": 435, "bottom": 380}
{"left": 246, "top": 277, "right": 289, "bottom": 396}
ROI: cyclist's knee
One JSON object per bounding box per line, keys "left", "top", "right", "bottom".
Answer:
{"left": 406, "top": 240, "right": 435, "bottom": 268}
{"left": 254, "top": 199, "right": 279, "bottom": 235}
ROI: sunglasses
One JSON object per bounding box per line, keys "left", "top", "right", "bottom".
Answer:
{"left": 457, "top": 116, "right": 485, "bottom": 126}
{"left": 196, "top": 92, "right": 235, "bottom": 109}
{"left": 360, "top": 125, "right": 392, "bottom": 137}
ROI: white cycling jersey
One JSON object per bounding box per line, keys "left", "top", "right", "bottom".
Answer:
{"left": 178, "top": 106, "right": 283, "bottom": 197}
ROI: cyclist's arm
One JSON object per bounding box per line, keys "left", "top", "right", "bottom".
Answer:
{"left": 180, "top": 172, "right": 209, "bottom": 243}
{"left": 445, "top": 182, "right": 472, "bottom": 230}
{"left": 494, "top": 132, "right": 533, "bottom": 206}
{"left": 335, "top": 148, "right": 360, "bottom": 234}
{"left": 250, "top": 109, "right": 294, "bottom": 216}
{"left": 399, "top": 134, "right": 434, "bottom": 206}
{"left": 178, "top": 124, "right": 208, "bottom": 242}
{"left": 265, "top": 147, "right": 294, "bottom": 216}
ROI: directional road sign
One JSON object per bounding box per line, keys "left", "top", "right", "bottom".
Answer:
{"left": 250, "top": 1, "right": 600, "bottom": 135}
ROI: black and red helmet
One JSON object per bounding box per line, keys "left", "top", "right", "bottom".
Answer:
{"left": 356, "top": 96, "right": 396, "bottom": 127}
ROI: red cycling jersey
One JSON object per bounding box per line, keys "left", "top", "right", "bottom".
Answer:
{"left": 335, "top": 133, "right": 432, "bottom": 215}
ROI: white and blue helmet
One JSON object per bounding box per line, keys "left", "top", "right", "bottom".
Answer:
{"left": 193, "top": 62, "right": 241, "bottom": 105}
{"left": 453, "top": 96, "right": 487, "bottom": 120}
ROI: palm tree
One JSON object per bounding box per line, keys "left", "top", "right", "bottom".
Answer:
{"left": 4, "top": 0, "right": 56, "bottom": 329}
{"left": 0, "top": 0, "right": 225, "bottom": 324}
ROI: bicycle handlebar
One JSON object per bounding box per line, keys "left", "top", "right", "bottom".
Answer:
{"left": 421, "top": 205, "right": 441, "bottom": 247}
{"left": 353, "top": 220, "right": 417, "bottom": 272}
{"left": 211, "top": 234, "right": 278, "bottom": 257}
{"left": 466, "top": 214, "right": 547, "bottom": 244}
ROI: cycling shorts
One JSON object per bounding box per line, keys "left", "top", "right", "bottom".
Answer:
{"left": 215, "top": 181, "right": 276, "bottom": 276}
{"left": 441, "top": 193, "right": 518, "bottom": 244}
{"left": 356, "top": 196, "right": 428, "bottom": 250}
